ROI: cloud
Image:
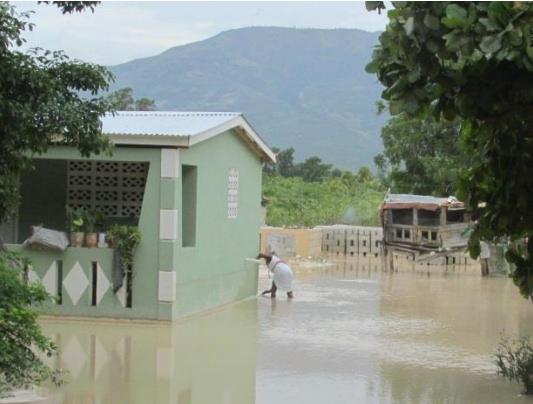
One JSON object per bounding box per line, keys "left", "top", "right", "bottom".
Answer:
{"left": 19, "top": 2, "right": 218, "bottom": 65}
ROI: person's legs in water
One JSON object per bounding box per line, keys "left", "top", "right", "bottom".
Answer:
{"left": 270, "top": 282, "right": 277, "bottom": 298}
{"left": 261, "top": 282, "right": 278, "bottom": 298}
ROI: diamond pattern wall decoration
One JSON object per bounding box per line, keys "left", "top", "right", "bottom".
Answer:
{"left": 61, "top": 336, "right": 87, "bottom": 380}
{"left": 41, "top": 262, "right": 58, "bottom": 296}
{"left": 63, "top": 261, "right": 89, "bottom": 305}
{"left": 27, "top": 269, "right": 40, "bottom": 284}
{"left": 96, "top": 263, "right": 111, "bottom": 306}
{"left": 116, "top": 285, "right": 126, "bottom": 308}
{"left": 93, "top": 336, "right": 109, "bottom": 380}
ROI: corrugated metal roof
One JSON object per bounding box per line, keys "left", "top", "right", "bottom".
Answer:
{"left": 99, "top": 111, "right": 276, "bottom": 163}
{"left": 382, "top": 194, "right": 464, "bottom": 210}
{"left": 101, "top": 111, "right": 241, "bottom": 136}
{"left": 384, "top": 194, "right": 458, "bottom": 205}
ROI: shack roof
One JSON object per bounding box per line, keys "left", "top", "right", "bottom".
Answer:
{"left": 382, "top": 194, "right": 465, "bottom": 211}
{"left": 101, "top": 111, "right": 276, "bottom": 163}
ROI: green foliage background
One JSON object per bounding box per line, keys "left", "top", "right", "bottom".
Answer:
{"left": 366, "top": 1, "right": 533, "bottom": 301}
{"left": 263, "top": 169, "right": 385, "bottom": 228}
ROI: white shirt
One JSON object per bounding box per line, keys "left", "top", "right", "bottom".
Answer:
{"left": 480, "top": 242, "right": 490, "bottom": 259}
{"left": 268, "top": 256, "right": 294, "bottom": 292}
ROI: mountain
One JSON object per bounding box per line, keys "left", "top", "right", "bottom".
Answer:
{"left": 108, "top": 27, "right": 387, "bottom": 170}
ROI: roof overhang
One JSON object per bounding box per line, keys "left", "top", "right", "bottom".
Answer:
{"left": 187, "top": 115, "right": 276, "bottom": 163}
{"left": 381, "top": 194, "right": 465, "bottom": 211}
{"left": 103, "top": 113, "right": 276, "bottom": 163}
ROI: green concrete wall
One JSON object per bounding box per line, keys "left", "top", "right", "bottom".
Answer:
{"left": 175, "top": 129, "right": 262, "bottom": 318}
{"left": 9, "top": 130, "right": 264, "bottom": 321}
{"left": 10, "top": 146, "right": 162, "bottom": 320}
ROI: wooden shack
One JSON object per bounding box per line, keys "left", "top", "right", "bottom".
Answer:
{"left": 380, "top": 194, "right": 472, "bottom": 264}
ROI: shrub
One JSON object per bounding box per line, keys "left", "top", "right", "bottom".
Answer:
{"left": 495, "top": 334, "right": 533, "bottom": 395}
{"left": 0, "top": 251, "right": 62, "bottom": 397}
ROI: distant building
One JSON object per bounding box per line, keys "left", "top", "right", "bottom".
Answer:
{"left": 3, "top": 111, "right": 275, "bottom": 321}
{"left": 380, "top": 194, "right": 472, "bottom": 261}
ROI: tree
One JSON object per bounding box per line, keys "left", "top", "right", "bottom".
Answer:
{"left": 106, "top": 87, "right": 135, "bottom": 110}
{"left": 366, "top": 1, "right": 533, "bottom": 300}
{"left": 0, "top": 252, "right": 61, "bottom": 397}
{"left": 374, "top": 113, "right": 468, "bottom": 196}
{"left": 135, "top": 98, "right": 157, "bottom": 111}
{"left": 355, "top": 166, "right": 375, "bottom": 184}
{"left": 0, "top": 1, "right": 113, "bottom": 224}
{"left": 294, "top": 156, "right": 333, "bottom": 183}
{"left": 0, "top": 1, "right": 114, "bottom": 396}
{"left": 106, "top": 87, "right": 157, "bottom": 111}
{"left": 263, "top": 147, "right": 296, "bottom": 177}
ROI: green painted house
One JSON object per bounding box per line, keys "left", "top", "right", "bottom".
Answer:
{"left": 3, "top": 111, "right": 276, "bottom": 321}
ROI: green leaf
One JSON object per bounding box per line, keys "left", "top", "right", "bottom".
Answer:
{"left": 389, "top": 99, "right": 404, "bottom": 115}
{"left": 365, "top": 1, "right": 384, "bottom": 12}
{"left": 403, "top": 93, "right": 421, "bottom": 114}
{"left": 391, "top": 1, "right": 407, "bottom": 9}
{"left": 509, "top": 28, "right": 523, "bottom": 47}
{"left": 441, "top": 4, "right": 468, "bottom": 29}
{"left": 479, "top": 17, "right": 500, "bottom": 32}
{"left": 480, "top": 35, "right": 502, "bottom": 54}
{"left": 424, "top": 13, "right": 440, "bottom": 30}
{"left": 405, "top": 16, "right": 415, "bottom": 36}
{"left": 365, "top": 59, "right": 379, "bottom": 74}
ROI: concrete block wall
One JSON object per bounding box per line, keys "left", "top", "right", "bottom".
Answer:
{"left": 319, "top": 225, "right": 383, "bottom": 258}
{"left": 260, "top": 227, "right": 322, "bottom": 258}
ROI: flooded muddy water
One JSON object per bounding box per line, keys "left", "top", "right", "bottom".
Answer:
{"left": 34, "top": 258, "right": 533, "bottom": 403}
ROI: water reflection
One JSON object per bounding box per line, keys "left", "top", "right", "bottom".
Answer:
{"left": 33, "top": 257, "right": 533, "bottom": 404}
{"left": 256, "top": 257, "right": 533, "bottom": 403}
{"left": 39, "top": 300, "right": 258, "bottom": 404}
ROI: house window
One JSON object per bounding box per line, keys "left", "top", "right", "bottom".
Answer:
{"left": 418, "top": 209, "right": 440, "bottom": 226}
{"left": 227, "top": 168, "right": 239, "bottom": 219}
{"left": 182, "top": 165, "right": 198, "bottom": 247}
{"left": 391, "top": 209, "right": 414, "bottom": 225}
{"left": 447, "top": 209, "right": 465, "bottom": 223}
{"left": 67, "top": 160, "right": 149, "bottom": 219}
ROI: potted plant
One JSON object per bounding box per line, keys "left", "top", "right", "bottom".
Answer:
{"left": 66, "top": 206, "right": 84, "bottom": 247}
{"left": 84, "top": 210, "right": 97, "bottom": 248}
{"left": 92, "top": 210, "right": 108, "bottom": 248}
{"left": 107, "top": 224, "right": 141, "bottom": 291}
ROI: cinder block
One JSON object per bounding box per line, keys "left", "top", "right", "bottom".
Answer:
{"left": 358, "top": 234, "right": 371, "bottom": 254}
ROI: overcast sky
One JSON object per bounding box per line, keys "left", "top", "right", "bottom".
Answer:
{"left": 17, "top": 1, "right": 388, "bottom": 66}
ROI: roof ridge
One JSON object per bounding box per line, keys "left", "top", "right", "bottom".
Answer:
{"left": 112, "top": 111, "right": 242, "bottom": 116}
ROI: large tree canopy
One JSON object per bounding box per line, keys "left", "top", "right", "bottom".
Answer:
{"left": 106, "top": 87, "right": 157, "bottom": 111}
{"left": 0, "top": 1, "right": 113, "bottom": 396}
{"left": 366, "top": 1, "right": 533, "bottom": 300}
{"left": 0, "top": 1, "right": 113, "bottom": 223}
{"left": 374, "top": 113, "right": 468, "bottom": 196}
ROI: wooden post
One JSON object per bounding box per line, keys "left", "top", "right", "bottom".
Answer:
{"left": 388, "top": 247, "right": 395, "bottom": 272}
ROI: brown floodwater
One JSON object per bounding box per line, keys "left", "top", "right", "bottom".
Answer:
{"left": 28, "top": 258, "right": 533, "bottom": 403}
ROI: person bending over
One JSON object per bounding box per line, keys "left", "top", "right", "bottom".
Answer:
{"left": 257, "top": 252, "right": 294, "bottom": 299}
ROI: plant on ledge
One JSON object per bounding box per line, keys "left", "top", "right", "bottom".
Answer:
{"left": 83, "top": 210, "right": 97, "bottom": 248}
{"left": 107, "top": 225, "right": 141, "bottom": 292}
{"left": 66, "top": 206, "right": 85, "bottom": 247}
